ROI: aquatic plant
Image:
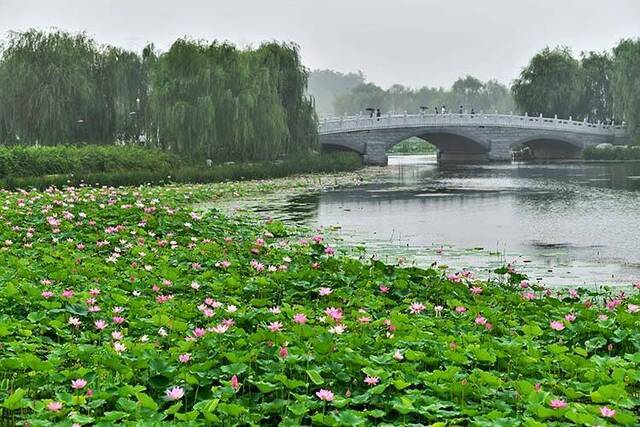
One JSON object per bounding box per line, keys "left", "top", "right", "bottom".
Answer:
{"left": 0, "top": 181, "right": 637, "bottom": 425}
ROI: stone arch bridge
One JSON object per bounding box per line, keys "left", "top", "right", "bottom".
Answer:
{"left": 319, "top": 113, "right": 629, "bottom": 165}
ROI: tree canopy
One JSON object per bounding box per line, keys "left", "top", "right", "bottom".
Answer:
{"left": 0, "top": 30, "right": 317, "bottom": 162}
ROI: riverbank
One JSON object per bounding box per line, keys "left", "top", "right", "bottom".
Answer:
{"left": 0, "top": 181, "right": 637, "bottom": 425}
{"left": 583, "top": 145, "right": 640, "bottom": 161}
{"left": 0, "top": 151, "right": 363, "bottom": 190}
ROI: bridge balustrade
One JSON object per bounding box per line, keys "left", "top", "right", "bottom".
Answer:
{"left": 319, "top": 113, "right": 626, "bottom": 137}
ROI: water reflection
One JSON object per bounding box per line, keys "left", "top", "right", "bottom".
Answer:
{"left": 285, "top": 156, "right": 640, "bottom": 287}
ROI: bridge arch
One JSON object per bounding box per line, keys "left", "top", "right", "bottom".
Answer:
{"left": 511, "top": 135, "right": 584, "bottom": 161}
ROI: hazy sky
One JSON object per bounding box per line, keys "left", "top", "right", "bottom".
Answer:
{"left": 1, "top": 0, "right": 638, "bottom": 88}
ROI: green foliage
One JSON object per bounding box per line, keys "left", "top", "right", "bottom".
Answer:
{"left": 0, "top": 180, "right": 638, "bottom": 425}
{"left": 0, "top": 152, "right": 362, "bottom": 190}
{"left": 334, "top": 77, "right": 515, "bottom": 116}
{"left": 0, "top": 145, "right": 175, "bottom": 178}
{"left": 0, "top": 30, "right": 318, "bottom": 161}
{"left": 388, "top": 137, "right": 437, "bottom": 154}
{"left": 512, "top": 47, "right": 583, "bottom": 119}
{"left": 611, "top": 39, "right": 640, "bottom": 141}
{"left": 0, "top": 29, "right": 146, "bottom": 145}
{"left": 512, "top": 40, "right": 639, "bottom": 141}
{"left": 579, "top": 51, "right": 613, "bottom": 122}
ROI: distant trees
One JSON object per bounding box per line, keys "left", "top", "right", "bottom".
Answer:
{"left": 332, "top": 77, "right": 515, "bottom": 116}
{"left": 0, "top": 30, "right": 317, "bottom": 162}
{"left": 307, "top": 69, "right": 365, "bottom": 115}
{"left": 512, "top": 40, "right": 640, "bottom": 143}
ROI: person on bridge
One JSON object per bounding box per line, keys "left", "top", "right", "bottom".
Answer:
{"left": 376, "top": 109, "right": 381, "bottom": 121}
{"left": 441, "top": 105, "right": 446, "bottom": 114}
{"left": 459, "top": 105, "right": 464, "bottom": 115}
{"left": 471, "top": 108, "right": 475, "bottom": 116}
{"left": 435, "top": 106, "right": 439, "bottom": 114}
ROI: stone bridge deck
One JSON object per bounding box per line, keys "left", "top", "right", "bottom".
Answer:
{"left": 319, "top": 113, "right": 629, "bottom": 165}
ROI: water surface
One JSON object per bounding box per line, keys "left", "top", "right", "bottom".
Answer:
{"left": 281, "top": 156, "right": 640, "bottom": 287}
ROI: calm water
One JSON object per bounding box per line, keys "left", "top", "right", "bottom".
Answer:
{"left": 281, "top": 156, "right": 640, "bottom": 287}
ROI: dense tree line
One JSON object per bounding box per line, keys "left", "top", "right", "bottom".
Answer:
{"left": 0, "top": 30, "right": 317, "bottom": 161}
{"left": 331, "top": 75, "right": 515, "bottom": 116}
{"left": 512, "top": 40, "right": 640, "bottom": 141}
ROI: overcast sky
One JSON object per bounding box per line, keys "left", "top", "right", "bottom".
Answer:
{"left": 1, "top": 0, "right": 638, "bottom": 88}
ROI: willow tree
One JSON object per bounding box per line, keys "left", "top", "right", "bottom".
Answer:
{"left": 255, "top": 42, "right": 317, "bottom": 154}
{"left": 0, "top": 30, "right": 98, "bottom": 145}
{"left": 579, "top": 51, "right": 612, "bottom": 122}
{"left": 511, "top": 47, "right": 583, "bottom": 119}
{"left": 611, "top": 39, "right": 640, "bottom": 141}
{"left": 0, "top": 30, "right": 146, "bottom": 145}
{"left": 146, "top": 39, "right": 313, "bottom": 162}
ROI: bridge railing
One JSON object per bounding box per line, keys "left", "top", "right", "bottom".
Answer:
{"left": 319, "top": 113, "right": 626, "bottom": 137}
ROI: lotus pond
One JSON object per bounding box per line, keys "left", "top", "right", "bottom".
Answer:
{"left": 0, "top": 178, "right": 639, "bottom": 426}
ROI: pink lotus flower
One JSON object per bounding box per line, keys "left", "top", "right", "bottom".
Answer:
{"left": 231, "top": 375, "right": 240, "bottom": 391}
{"left": 165, "top": 386, "right": 184, "bottom": 401}
{"left": 319, "top": 287, "right": 332, "bottom": 296}
{"left": 394, "top": 350, "right": 404, "bottom": 360}
{"left": 607, "top": 299, "right": 622, "bottom": 310}
{"left": 41, "top": 291, "right": 54, "bottom": 299}
{"left": 550, "top": 399, "right": 567, "bottom": 409}
{"left": 522, "top": 292, "right": 536, "bottom": 300}
{"left": 278, "top": 346, "right": 288, "bottom": 358}
{"left": 455, "top": 306, "right": 467, "bottom": 313}
{"left": 179, "top": 353, "right": 191, "bottom": 363}
{"left": 324, "top": 307, "right": 343, "bottom": 321}
{"left": 598, "top": 314, "right": 609, "bottom": 321}
{"left": 600, "top": 406, "right": 616, "bottom": 418}
{"left": 68, "top": 317, "right": 81, "bottom": 327}
{"left": 470, "top": 287, "right": 483, "bottom": 295}
{"left": 62, "top": 289, "right": 74, "bottom": 299}
{"left": 111, "top": 330, "right": 123, "bottom": 341}
{"left": 94, "top": 319, "right": 107, "bottom": 330}
{"left": 268, "top": 321, "right": 283, "bottom": 332}
{"left": 550, "top": 321, "right": 565, "bottom": 331}
{"left": 627, "top": 304, "right": 639, "bottom": 313}
{"left": 569, "top": 289, "right": 578, "bottom": 298}
{"left": 379, "top": 285, "right": 390, "bottom": 293}
{"left": 364, "top": 376, "right": 380, "bottom": 386}
{"left": 564, "top": 313, "right": 576, "bottom": 322}
{"left": 71, "top": 379, "right": 87, "bottom": 389}
{"left": 315, "top": 389, "right": 334, "bottom": 401}
{"left": 293, "top": 313, "right": 308, "bottom": 324}
{"left": 519, "top": 280, "right": 529, "bottom": 289}
{"left": 47, "top": 401, "right": 63, "bottom": 412}
{"left": 112, "top": 316, "right": 125, "bottom": 325}
{"left": 474, "top": 315, "right": 487, "bottom": 325}
{"left": 324, "top": 246, "right": 335, "bottom": 255}
{"left": 409, "top": 302, "right": 426, "bottom": 314}
{"left": 113, "top": 342, "right": 126, "bottom": 353}
{"left": 193, "top": 327, "right": 206, "bottom": 338}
